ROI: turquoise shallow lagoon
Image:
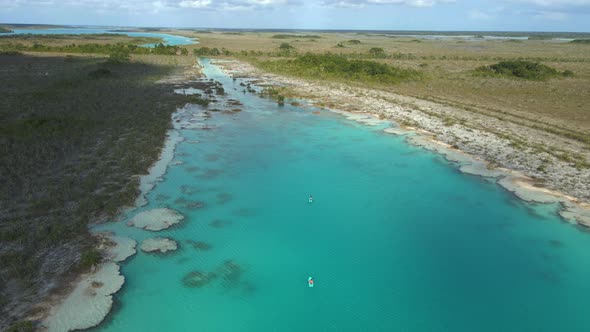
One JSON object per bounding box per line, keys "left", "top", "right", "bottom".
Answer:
{"left": 94, "top": 60, "right": 590, "bottom": 332}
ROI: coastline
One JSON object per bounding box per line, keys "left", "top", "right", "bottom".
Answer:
{"left": 35, "top": 90, "right": 192, "bottom": 332}
{"left": 217, "top": 59, "right": 590, "bottom": 227}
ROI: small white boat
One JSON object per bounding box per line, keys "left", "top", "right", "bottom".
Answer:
{"left": 308, "top": 276, "right": 314, "bottom": 288}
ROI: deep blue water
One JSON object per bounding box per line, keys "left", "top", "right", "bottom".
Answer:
{"left": 4, "top": 28, "right": 197, "bottom": 46}
{"left": 93, "top": 59, "right": 590, "bottom": 332}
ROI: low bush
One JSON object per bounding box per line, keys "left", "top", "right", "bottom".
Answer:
{"left": 475, "top": 60, "right": 571, "bottom": 80}
{"left": 257, "top": 53, "right": 421, "bottom": 85}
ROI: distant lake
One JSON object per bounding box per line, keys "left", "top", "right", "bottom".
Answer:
{"left": 5, "top": 28, "right": 197, "bottom": 47}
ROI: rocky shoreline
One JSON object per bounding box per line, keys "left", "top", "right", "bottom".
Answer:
{"left": 217, "top": 60, "right": 590, "bottom": 226}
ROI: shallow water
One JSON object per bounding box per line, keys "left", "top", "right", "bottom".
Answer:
{"left": 6, "top": 28, "right": 196, "bottom": 46}
{"left": 94, "top": 59, "right": 590, "bottom": 332}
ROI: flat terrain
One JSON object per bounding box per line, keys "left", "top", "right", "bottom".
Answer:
{"left": 0, "top": 33, "right": 161, "bottom": 47}
{"left": 192, "top": 32, "right": 590, "bottom": 135}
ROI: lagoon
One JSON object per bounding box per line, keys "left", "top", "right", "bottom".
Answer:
{"left": 93, "top": 59, "right": 590, "bottom": 332}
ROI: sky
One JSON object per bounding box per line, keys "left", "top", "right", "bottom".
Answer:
{"left": 1, "top": 0, "right": 589, "bottom": 31}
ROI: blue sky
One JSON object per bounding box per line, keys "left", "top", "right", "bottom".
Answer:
{"left": 1, "top": 0, "right": 589, "bottom": 31}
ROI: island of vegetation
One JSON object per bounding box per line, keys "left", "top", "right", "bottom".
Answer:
{"left": 0, "top": 26, "right": 14, "bottom": 33}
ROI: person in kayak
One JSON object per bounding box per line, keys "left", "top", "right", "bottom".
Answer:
{"left": 309, "top": 195, "right": 313, "bottom": 203}
{"left": 308, "top": 276, "right": 314, "bottom": 287}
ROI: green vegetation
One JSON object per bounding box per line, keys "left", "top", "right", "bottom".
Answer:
{"left": 107, "top": 49, "right": 131, "bottom": 64}
{"left": 257, "top": 53, "right": 421, "bottom": 85}
{"left": 0, "top": 53, "right": 192, "bottom": 327}
{"left": 271, "top": 34, "right": 321, "bottom": 39}
{"left": 570, "top": 39, "right": 590, "bottom": 44}
{"left": 0, "top": 40, "right": 188, "bottom": 56}
{"left": 0, "top": 26, "right": 14, "bottom": 33}
{"left": 279, "top": 42, "right": 294, "bottom": 50}
{"left": 188, "top": 95, "right": 212, "bottom": 106}
{"left": 0, "top": 50, "right": 21, "bottom": 55}
{"left": 369, "top": 47, "right": 386, "bottom": 58}
{"left": 475, "top": 60, "right": 572, "bottom": 80}
{"left": 347, "top": 40, "right": 361, "bottom": 44}
{"left": 5, "top": 321, "right": 34, "bottom": 332}
{"left": 194, "top": 46, "right": 222, "bottom": 56}
{"left": 80, "top": 249, "right": 102, "bottom": 269}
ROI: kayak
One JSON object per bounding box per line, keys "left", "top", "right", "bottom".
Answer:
{"left": 308, "top": 276, "right": 314, "bottom": 288}
{"left": 309, "top": 197, "right": 313, "bottom": 203}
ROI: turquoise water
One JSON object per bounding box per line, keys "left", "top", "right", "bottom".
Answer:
{"left": 94, "top": 59, "right": 590, "bottom": 332}
{"left": 5, "top": 28, "right": 196, "bottom": 46}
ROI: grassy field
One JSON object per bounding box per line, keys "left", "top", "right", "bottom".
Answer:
{"left": 192, "top": 31, "right": 590, "bottom": 136}
{"left": 0, "top": 51, "right": 195, "bottom": 329}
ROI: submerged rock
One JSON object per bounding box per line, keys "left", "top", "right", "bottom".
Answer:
{"left": 140, "top": 237, "right": 178, "bottom": 254}
{"left": 209, "top": 219, "right": 232, "bottom": 228}
{"left": 175, "top": 197, "right": 205, "bottom": 210}
{"left": 182, "top": 271, "right": 217, "bottom": 288}
{"left": 127, "top": 208, "right": 184, "bottom": 231}
{"left": 216, "top": 192, "right": 233, "bottom": 205}
{"left": 198, "top": 169, "right": 224, "bottom": 179}
{"left": 186, "top": 240, "right": 212, "bottom": 251}
{"left": 217, "top": 260, "right": 242, "bottom": 289}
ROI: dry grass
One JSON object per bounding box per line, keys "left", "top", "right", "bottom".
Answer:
{"left": 0, "top": 34, "right": 160, "bottom": 47}
{"left": 194, "top": 31, "right": 590, "bottom": 136}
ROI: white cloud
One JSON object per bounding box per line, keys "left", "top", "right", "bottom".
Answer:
{"left": 179, "top": 0, "right": 210, "bottom": 8}
{"left": 320, "top": 0, "right": 453, "bottom": 8}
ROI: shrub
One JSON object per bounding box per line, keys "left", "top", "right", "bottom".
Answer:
{"left": 107, "top": 49, "right": 130, "bottom": 64}
{"left": 80, "top": 250, "right": 102, "bottom": 269}
{"left": 193, "top": 47, "right": 220, "bottom": 56}
{"left": 347, "top": 40, "right": 361, "bottom": 44}
{"left": 475, "top": 60, "right": 566, "bottom": 80}
{"left": 279, "top": 43, "right": 294, "bottom": 50}
{"left": 0, "top": 50, "right": 22, "bottom": 56}
{"left": 272, "top": 34, "right": 320, "bottom": 39}
{"left": 188, "top": 95, "right": 211, "bottom": 106}
{"left": 369, "top": 47, "right": 386, "bottom": 58}
{"left": 257, "top": 53, "right": 421, "bottom": 85}
{"left": 5, "top": 321, "right": 34, "bottom": 332}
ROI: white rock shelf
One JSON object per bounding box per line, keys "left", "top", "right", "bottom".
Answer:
{"left": 127, "top": 208, "right": 184, "bottom": 231}
{"left": 140, "top": 237, "right": 178, "bottom": 253}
